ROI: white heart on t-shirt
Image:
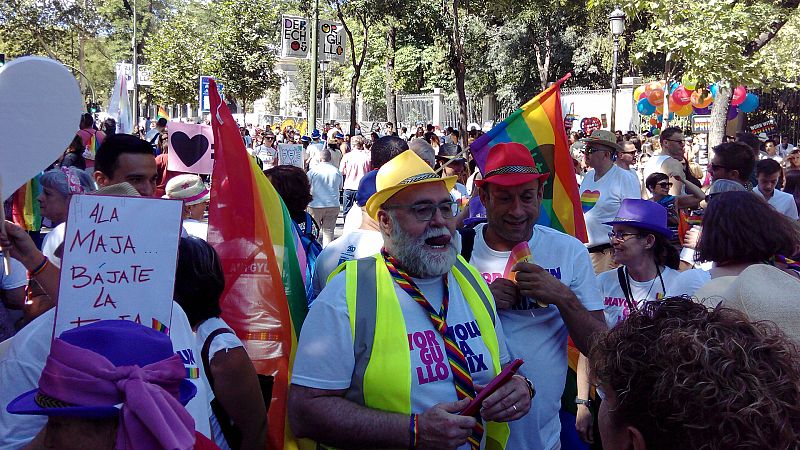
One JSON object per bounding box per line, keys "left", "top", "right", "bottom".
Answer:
{"left": 0, "top": 56, "right": 83, "bottom": 200}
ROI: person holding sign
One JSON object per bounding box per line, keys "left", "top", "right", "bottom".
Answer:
{"left": 289, "top": 150, "right": 532, "bottom": 449}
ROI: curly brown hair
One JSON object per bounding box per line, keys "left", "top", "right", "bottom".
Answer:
{"left": 590, "top": 297, "right": 800, "bottom": 450}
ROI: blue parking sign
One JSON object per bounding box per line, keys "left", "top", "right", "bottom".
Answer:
{"left": 199, "top": 76, "right": 224, "bottom": 112}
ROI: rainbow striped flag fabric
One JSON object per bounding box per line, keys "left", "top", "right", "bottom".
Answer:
{"left": 157, "top": 106, "right": 169, "bottom": 121}
{"left": 206, "top": 79, "right": 308, "bottom": 450}
{"left": 85, "top": 133, "right": 100, "bottom": 161}
{"left": 11, "top": 175, "right": 42, "bottom": 232}
{"left": 470, "top": 73, "right": 587, "bottom": 242}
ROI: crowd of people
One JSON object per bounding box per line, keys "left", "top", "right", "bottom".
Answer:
{"left": 0, "top": 108, "right": 798, "bottom": 450}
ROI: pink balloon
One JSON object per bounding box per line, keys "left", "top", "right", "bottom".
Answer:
{"left": 731, "top": 85, "right": 747, "bottom": 106}
{"left": 671, "top": 86, "right": 692, "bottom": 106}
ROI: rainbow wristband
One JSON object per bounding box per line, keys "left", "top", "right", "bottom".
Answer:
{"left": 28, "top": 257, "right": 49, "bottom": 278}
{"left": 409, "top": 413, "right": 418, "bottom": 449}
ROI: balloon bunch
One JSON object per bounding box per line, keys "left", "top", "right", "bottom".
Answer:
{"left": 634, "top": 78, "right": 759, "bottom": 134}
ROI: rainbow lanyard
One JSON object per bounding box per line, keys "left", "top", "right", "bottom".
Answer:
{"left": 381, "top": 249, "right": 483, "bottom": 449}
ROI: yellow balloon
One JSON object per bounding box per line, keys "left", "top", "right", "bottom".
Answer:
{"left": 683, "top": 79, "right": 698, "bottom": 91}
{"left": 675, "top": 103, "right": 693, "bottom": 117}
{"left": 634, "top": 85, "right": 646, "bottom": 100}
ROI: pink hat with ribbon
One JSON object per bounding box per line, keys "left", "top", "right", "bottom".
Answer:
{"left": 7, "top": 320, "right": 197, "bottom": 450}
{"left": 164, "top": 174, "right": 210, "bottom": 206}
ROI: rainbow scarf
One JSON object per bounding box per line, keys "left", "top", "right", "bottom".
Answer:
{"left": 157, "top": 106, "right": 169, "bottom": 121}
{"left": 11, "top": 175, "right": 42, "bottom": 232}
{"left": 470, "top": 73, "right": 587, "bottom": 242}
{"left": 206, "top": 79, "right": 307, "bottom": 450}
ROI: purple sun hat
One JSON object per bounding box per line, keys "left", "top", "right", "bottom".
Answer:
{"left": 603, "top": 198, "right": 673, "bottom": 239}
{"left": 6, "top": 320, "right": 197, "bottom": 418}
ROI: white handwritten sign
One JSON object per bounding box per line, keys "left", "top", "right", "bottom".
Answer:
{"left": 278, "top": 143, "right": 304, "bottom": 169}
{"left": 53, "top": 195, "right": 183, "bottom": 338}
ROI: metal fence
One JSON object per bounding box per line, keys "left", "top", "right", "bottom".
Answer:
{"left": 442, "top": 94, "right": 483, "bottom": 128}
{"left": 750, "top": 89, "right": 800, "bottom": 143}
{"left": 397, "top": 94, "right": 434, "bottom": 126}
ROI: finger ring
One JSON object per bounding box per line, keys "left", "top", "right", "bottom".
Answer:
{"left": 512, "top": 404, "right": 518, "bottom": 412}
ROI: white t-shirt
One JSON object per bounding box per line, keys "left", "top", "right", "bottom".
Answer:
{"left": 183, "top": 218, "right": 209, "bottom": 241}
{"left": 307, "top": 163, "right": 343, "bottom": 208}
{"left": 293, "top": 270, "right": 510, "bottom": 450}
{"left": 642, "top": 154, "right": 672, "bottom": 182}
{"left": 579, "top": 165, "right": 642, "bottom": 247}
{"left": 252, "top": 145, "right": 277, "bottom": 169}
{"left": 0, "top": 303, "right": 211, "bottom": 447}
{"left": 451, "top": 183, "right": 469, "bottom": 210}
{"left": 0, "top": 255, "right": 27, "bottom": 341}
{"left": 468, "top": 224, "right": 603, "bottom": 450}
{"left": 341, "top": 205, "right": 364, "bottom": 236}
{"left": 306, "top": 142, "right": 325, "bottom": 169}
{"left": 41, "top": 223, "right": 66, "bottom": 268}
{"left": 754, "top": 187, "right": 799, "bottom": 220}
{"left": 597, "top": 266, "right": 680, "bottom": 328}
{"left": 196, "top": 317, "right": 244, "bottom": 450}
{"left": 312, "top": 229, "right": 383, "bottom": 297}
{"left": 665, "top": 268, "right": 711, "bottom": 297}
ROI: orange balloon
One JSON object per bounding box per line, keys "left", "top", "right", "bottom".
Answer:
{"left": 691, "top": 89, "right": 713, "bottom": 108}
{"left": 649, "top": 117, "right": 658, "bottom": 126}
{"left": 644, "top": 81, "right": 660, "bottom": 97}
{"left": 668, "top": 97, "right": 682, "bottom": 113}
{"left": 648, "top": 89, "right": 665, "bottom": 106}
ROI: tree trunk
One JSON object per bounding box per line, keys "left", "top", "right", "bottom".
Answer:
{"left": 385, "top": 25, "right": 397, "bottom": 127}
{"left": 242, "top": 99, "right": 247, "bottom": 126}
{"left": 449, "top": 0, "right": 468, "bottom": 148}
{"left": 336, "top": 5, "right": 369, "bottom": 136}
{"left": 708, "top": 83, "right": 731, "bottom": 149}
{"left": 533, "top": 34, "right": 551, "bottom": 91}
{"left": 350, "top": 69, "right": 359, "bottom": 135}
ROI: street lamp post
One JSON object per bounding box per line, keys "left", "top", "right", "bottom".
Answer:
{"left": 320, "top": 60, "right": 328, "bottom": 125}
{"left": 609, "top": 7, "right": 625, "bottom": 133}
{"left": 132, "top": 0, "right": 139, "bottom": 132}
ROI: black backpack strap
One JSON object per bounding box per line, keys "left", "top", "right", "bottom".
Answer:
{"left": 616, "top": 266, "right": 636, "bottom": 311}
{"left": 458, "top": 227, "right": 476, "bottom": 261}
{"left": 201, "top": 327, "right": 236, "bottom": 389}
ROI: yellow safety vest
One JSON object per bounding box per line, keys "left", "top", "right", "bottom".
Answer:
{"left": 329, "top": 254, "right": 511, "bottom": 450}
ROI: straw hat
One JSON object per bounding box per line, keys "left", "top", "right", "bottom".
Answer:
{"left": 579, "top": 129, "right": 623, "bottom": 152}
{"left": 720, "top": 264, "right": 800, "bottom": 344}
{"left": 164, "top": 174, "right": 210, "bottom": 206}
{"left": 365, "top": 150, "right": 456, "bottom": 220}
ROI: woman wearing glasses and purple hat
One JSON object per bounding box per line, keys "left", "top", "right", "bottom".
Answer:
{"left": 597, "top": 198, "right": 681, "bottom": 327}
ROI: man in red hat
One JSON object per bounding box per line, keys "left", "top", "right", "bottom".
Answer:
{"left": 466, "top": 142, "right": 606, "bottom": 450}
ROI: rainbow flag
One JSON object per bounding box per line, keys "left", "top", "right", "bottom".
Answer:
{"left": 11, "top": 175, "right": 42, "bottom": 232}
{"left": 206, "top": 79, "right": 308, "bottom": 450}
{"left": 151, "top": 318, "right": 170, "bottom": 334}
{"left": 85, "top": 133, "right": 100, "bottom": 161}
{"left": 470, "top": 73, "right": 587, "bottom": 242}
{"left": 157, "top": 106, "right": 169, "bottom": 121}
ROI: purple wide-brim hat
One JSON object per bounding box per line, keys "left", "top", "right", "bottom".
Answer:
{"left": 604, "top": 198, "right": 673, "bottom": 239}
{"left": 7, "top": 380, "right": 197, "bottom": 418}
{"left": 6, "top": 320, "right": 197, "bottom": 418}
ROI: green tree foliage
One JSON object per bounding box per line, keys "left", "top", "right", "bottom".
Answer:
{"left": 211, "top": 0, "right": 281, "bottom": 123}
{"left": 590, "top": 0, "right": 800, "bottom": 145}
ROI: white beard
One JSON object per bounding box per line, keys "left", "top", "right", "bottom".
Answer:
{"left": 389, "top": 222, "right": 458, "bottom": 278}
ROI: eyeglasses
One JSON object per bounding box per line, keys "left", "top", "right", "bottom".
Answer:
{"left": 383, "top": 201, "right": 458, "bottom": 221}
{"left": 618, "top": 150, "right": 637, "bottom": 155}
{"left": 656, "top": 182, "right": 673, "bottom": 188}
{"left": 708, "top": 162, "right": 728, "bottom": 171}
{"left": 608, "top": 232, "right": 643, "bottom": 242}
{"left": 663, "top": 138, "right": 685, "bottom": 144}
{"left": 584, "top": 147, "right": 610, "bottom": 155}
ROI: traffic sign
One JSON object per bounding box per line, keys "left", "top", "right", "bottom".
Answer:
{"left": 199, "top": 76, "right": 224, "bottom": 113}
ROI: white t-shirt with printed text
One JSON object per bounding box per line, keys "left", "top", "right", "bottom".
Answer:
{"left": 312, "top": 229, "right": 384, "bottom": 297}
{"left": 292, "top": 269, "right": 510, "bottom": 450}
{"left": 468, "top": 224, "right": 603, "bottom": 450}
{"left": 597, "top": 266, "right": 680, "bottom": 328}
{"left": 579, "top": 164, "right": 642, "bottom": 247}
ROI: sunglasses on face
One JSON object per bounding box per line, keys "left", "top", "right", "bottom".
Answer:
{"left": 656, "top": 182, "right": 673, "bottom": 188}
{"left": 709, "top": 162, "right": 728, "bottom": 171}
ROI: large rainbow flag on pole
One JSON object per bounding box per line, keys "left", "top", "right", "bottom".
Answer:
{"left": 157, "top": 105, "right": 169, "bottom": 121}
{"left": 206, "top": 78, "right": 308, "bottom": 450}
{"left": 469, "top": 73, "right": 587, "bottom": 242}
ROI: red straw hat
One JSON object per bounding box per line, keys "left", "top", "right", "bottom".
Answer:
{"left": 475, "top": 142, "right": 550, "bottom": 187}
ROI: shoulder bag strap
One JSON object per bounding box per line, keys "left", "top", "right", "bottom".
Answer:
{"left": 201, "top": 327, "right": 235, "bottom": 389}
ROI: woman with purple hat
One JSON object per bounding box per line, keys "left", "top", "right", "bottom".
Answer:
{"left": 597, "top": 198, "right": 681, "bottom": 327}
{"left": 575, "top": 199, "right": 681, "bottom": 444}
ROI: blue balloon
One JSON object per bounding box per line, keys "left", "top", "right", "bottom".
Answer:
{"left": 638, "top": 98, "right": 657, "bottom": 115}
{"left": 709, "top": 83, "right": 718, "bottom": 98}
{"left": 669, "top": 82, "right": 680, "bottom": 94}
{"left": 738, "top": 93, "right": 759, "bottom": 113}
